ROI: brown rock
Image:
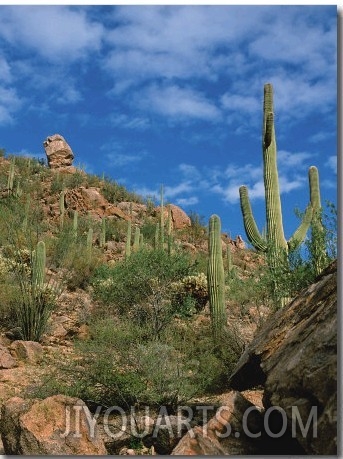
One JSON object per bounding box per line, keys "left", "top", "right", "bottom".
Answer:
{"left": 64, "top": 187, "right": 128, "bottom": 220}
{"left": 152, "top": 204, "right": 191, "bottom": 230}
{"left": 171, "top": 391, "right": 263, "bottom": 455}
{"left": 0, "top": 395, "right": 107, "bottom": 455}
{"left": 10, "top": 341, "right": 43, "bottom": 364}
{"left": 229, "top": 260, "right": 337, "bottom": 455}
{"left": 43, "top": 134, "right": 74, "bottom": 169}
{"left": 0, "top": 345, "right": 17, "bottom": 369}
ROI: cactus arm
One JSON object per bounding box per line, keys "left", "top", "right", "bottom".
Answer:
{"left": 207, "top": 214, "right": 226, "bottom": 339}
{"left": 239, "top": 186, "right": 267, "bottom": 252}
{"left": 288, "top": 204, "right": 313, "bottom": 252}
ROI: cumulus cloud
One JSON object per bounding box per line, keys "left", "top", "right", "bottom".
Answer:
{"left": 0, "top": 6, "right": 104, "bottom": 62}
{"left": 138, "top": 84, "right": 221, "bottom": 121}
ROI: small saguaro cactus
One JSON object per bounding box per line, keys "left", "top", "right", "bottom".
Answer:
{"left": 72, "top": 210, "right": 78, "bottom": 241}
{"left": 22, "top": 196, "right": 31, "bottom": 231}
{"left": 154, "top": 222, "right": 160, "bottom": 250}
{"left": 32, "top": 240, "right": 46, "bottom": 292}
{"left": 167, "top": 204, "right": 173, "bottom": 255}
{"left": 207, "top": 214, "right": 226, "bottom": 339}
{"left": 59, "top": 189, "right": 65, "bottom": 230}
{"left": 159, "top": 184, "right": 165, "bottom": 249}
{"left": 125, "top": 219, "right": 132, "bottom": 259}
{"left": 100, "top": 217, "right": 106, "bottom": 248}
{"left": 239, "top": 83, "right": 318, "bottom": 272}
{"left": 133, "top": 226, "right": 141, "bottom": 252}
{"left": 7, "top": 157, "right": 15, "bottom": 195}
{"left": 226, "top": 243, "right": 233, "bottom": 274}
{"left": 86, "top": 227, "right": 93, "bottom": 261}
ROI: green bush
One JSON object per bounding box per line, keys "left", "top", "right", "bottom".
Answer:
{"left": 92, "top": 248, "right": 196, "bottom": 338}
{"left": 30, "top": 315, "right": 236, "bottom": 410}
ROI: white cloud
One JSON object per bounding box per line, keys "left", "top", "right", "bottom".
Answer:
{"left": 138, "top": 84, "right": 221, "bottom": 121}
{"left": 0, "top": 86, "right": 22, "bottom": 124}
{"left": 278, "top": 150, "right": 313, "bottom": 168}
{"left": 106, "top": 152, "right": 145, "bottom": 168}
{"left": 0, "top": 6, "right": 104, "bottom": 62}
{"left": 0, "top": 56, "right": 11, "bottom": 83}
{"left": 165, "top": 182, "right": 194, "bottom": 199}
{"left": 325, "top": 155, "right": 337, "bottom": 174}
{"left": 110, "top": 113, "right": 150, "bottom": 131}
{"left": 176, "top": 196, "right": 199, "bottom": 207}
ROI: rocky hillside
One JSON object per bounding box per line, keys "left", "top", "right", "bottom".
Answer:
{"left": 0, "top": 136, "right": 338, "bottom": 455}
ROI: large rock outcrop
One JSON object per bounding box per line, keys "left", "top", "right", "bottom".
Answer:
{"left": 0, "top": 395, "right": 107, "bottom": 455}
{"left": 43, "top": 134, "right": 74, "bottom": 169}
{"left": 229, "top": 260, "right": 337, "bottom": 455}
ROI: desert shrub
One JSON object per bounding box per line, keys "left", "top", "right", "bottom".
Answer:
{"left": 101, "top": 177, "right": 143, "bottom": 204}
{"left": 50, "top": 221, "right": 102, "bottom": 290}
{"left": 171, "top": 272, "right": 208, "bottom": 314}
{"left": 92, "top": 248, "right": 197, "bottom": 338}
{"left": 30, "top": 315, "right": 236, "bottom": 410}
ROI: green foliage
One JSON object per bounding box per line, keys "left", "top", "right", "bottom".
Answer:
{"left": 101, "top": 177, "right": 143, "bottom": 204}
{"left": 31, "top": 315, "right": 240, "bottom": 410}
{"left": 92, "top": 248, "right": 195, "bottom": 339}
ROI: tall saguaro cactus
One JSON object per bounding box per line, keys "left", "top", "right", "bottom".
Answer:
{"left": 239, "top": 83, "right": 317, "bottom": 271}
{"left": 207, "top": 214, "right": 226, "bottom": 339}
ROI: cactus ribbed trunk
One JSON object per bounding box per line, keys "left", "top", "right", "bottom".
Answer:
{"left": 207, "top": 214, "right": 226, "bottom": 339}
{"left": 160, "top": 184, "right": 165, "bottom": 249}
{"left": 100, "top": 217, "right": 106, "bottom": 248}
{"left": 133, "top": 226, "right": 140, "bottom": 252}
{"left": 263, "top": 86, "right": 287, "bottom": 268}
{"left": 239, "top": 83, "right": 318, "bottom": 270}
{"left": 125, "top": 220, "right": 132, "bottom": 259}
{"left": 32, "top": 241, "right": 46, "bottom": 292}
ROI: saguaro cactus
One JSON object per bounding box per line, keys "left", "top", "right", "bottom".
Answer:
{"left": 308, "top": 166, "right": 327, "bottom": 275}
{"left": 167, "top": 204, "right": 173, "bottom": 255}
{"left": 159, "top": 184, "right": 165, "bottom": 249}
{"left": 239, "top": 83, "right": 317, "bottom": 270}
{"left": 133, "top": 226, "right": 141, "bottom": 252}
{"left": 32, "top": 241, "right": 46, "bottom": 291}
{"left": 59, "top": 189, "right": 65, "bottom": 230}
{"left": 207, "top": 214, "right": 226, "bottom": 339}
{"left": 100, "top": 217, "right": 106, "bottom": 248}
{"left": 7, "top": 157, "right": 15, "bottom": 195}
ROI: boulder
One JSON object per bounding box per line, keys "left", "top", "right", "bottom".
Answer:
{"left": 229, "top": 260, "right": 337, "bottom": 455}
{"left": 171, "top": 391, "right": 264, "bottom": 455}
{"left": 64, "top": 187, "right": 129, "bottom": 220}
{"left": 10, "top": 341, "right": 43, "bottom": 364}
{"left": 154, "top": 204, "right": 191, "bottom": 230}
{"left": 0, "top": 345, "right": 17, "bottom": 369}
{"left": 0, "top": 395, "right": 107, "bottom": 455}
{"left": 43, "top": 134, "right": 74, "bottom": 169}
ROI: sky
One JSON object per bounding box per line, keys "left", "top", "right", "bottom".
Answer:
{"left": 0, "top": 5, "right": 338, "bottom": 243}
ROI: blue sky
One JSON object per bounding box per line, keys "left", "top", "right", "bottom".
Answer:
{"left": 0, "top": 5, "right": 337, "bottom": 242}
